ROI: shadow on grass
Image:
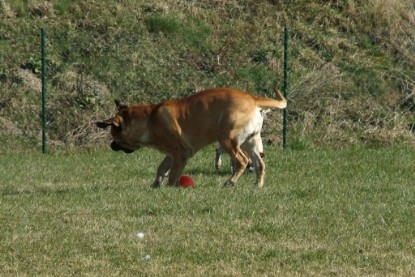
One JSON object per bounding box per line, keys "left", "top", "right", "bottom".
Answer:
{"left": 0, "top": 184, "right": 113, "bottom": 197}
{"left": 184, "top": 166, "right": 230, "bottom": 177}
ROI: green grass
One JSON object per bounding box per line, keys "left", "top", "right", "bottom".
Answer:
{"left": 1, "top": 146, "right": 414, "bottom": 275}
{"left": 145, "top": 15, "right": 181, "bottom": 35}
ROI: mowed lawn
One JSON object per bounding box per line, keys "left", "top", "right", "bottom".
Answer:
{"left": 0, "top": 146, "right": 414, "bottom": 276}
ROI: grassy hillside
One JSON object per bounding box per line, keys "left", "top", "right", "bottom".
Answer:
{"left": 0, "top": 0, "right": 414, "bottom": 151}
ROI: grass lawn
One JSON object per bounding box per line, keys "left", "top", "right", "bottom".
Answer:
{"left": 0, "top": 146, "right": 414, "bottom": 276}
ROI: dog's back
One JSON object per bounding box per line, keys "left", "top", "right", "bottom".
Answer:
{"left": 154, "top": 88, "right": 283, "bottom": 152}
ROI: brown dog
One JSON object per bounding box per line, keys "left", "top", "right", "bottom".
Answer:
{"left": 96, "top": 87, "right": 286, "bottom": 188}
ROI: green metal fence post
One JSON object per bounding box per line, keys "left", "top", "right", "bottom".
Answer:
{"left": 282, "top": 26, "right": 288, "bottom": 149}
{"left": 41, "top": 28, "right": 47, "bottom": 154}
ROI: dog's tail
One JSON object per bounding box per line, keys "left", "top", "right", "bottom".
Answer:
{"left": 256, "top": 86, "right": 287, "bottom": 109}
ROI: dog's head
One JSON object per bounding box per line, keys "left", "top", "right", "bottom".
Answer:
{"left": 96, "top": 100, "right": 151, "bottom": 154}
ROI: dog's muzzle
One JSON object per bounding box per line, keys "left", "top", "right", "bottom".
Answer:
{"left": 110, "top": 141, "right": 134, "bottom": 154}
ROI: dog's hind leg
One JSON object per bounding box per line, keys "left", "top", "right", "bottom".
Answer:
{"left": 220, "top": 140, "right": 249, "bottom": 186}
{"left": 151, "top": 156, "right": 172, "bottom": 188}
{"left": 242, "top": 135, "right": 265, "bottom": 187}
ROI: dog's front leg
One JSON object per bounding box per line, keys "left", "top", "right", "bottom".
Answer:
{"left": 151, "top": 156, "right": 172, "bottom": 188}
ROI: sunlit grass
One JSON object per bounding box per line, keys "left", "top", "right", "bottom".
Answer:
{"left": 1, "top": 146, "right": 414, "bottom": 275}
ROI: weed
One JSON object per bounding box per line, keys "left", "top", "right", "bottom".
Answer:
{"left": 55, "top": 0, "right": 69, "bottom": 15}
{"left": 21, "top": 57, "right": 42, "bottom": 74}
{"left": 289, "top": 138, "right": 308, "bottom": 150}
{"left": 145, "top": 15, "right": 181, "bottom": 35}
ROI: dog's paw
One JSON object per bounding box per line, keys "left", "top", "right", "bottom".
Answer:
{"left": 150, "top": 182, "right": 161, "bottom": 189}
{"left": 224, "top": 180, "right": 235, "bottom": 187}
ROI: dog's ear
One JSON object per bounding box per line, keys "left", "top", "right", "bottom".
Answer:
{"left": 114, "top": 100, "right": 128, "bottom": 111}
{"left": 96, "top": 117, "right": 121, "bottom": 129}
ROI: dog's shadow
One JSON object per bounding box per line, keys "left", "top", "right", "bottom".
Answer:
{"left": 185, "top": 166, "right": 230, "bottom": 177}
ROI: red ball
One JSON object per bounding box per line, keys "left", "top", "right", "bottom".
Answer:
{"left": 179, "top": 175, "right": 195, "bottom": 188}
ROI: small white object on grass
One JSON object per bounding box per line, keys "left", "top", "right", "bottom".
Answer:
{"left": 136, "top": 232, "right": 145, "bottom": 239}
{"left": 142, "top": 254, "right": 151, "bottom": 261}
